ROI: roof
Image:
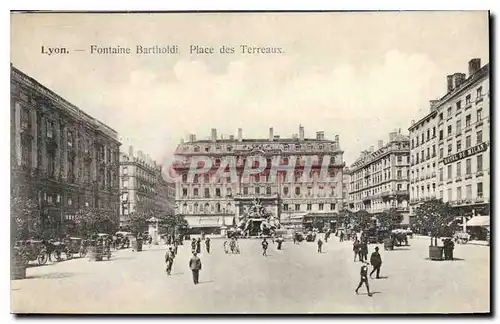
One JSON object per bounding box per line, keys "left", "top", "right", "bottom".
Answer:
{"left": 466, "top": 215, "right": 490, "bottom": 227}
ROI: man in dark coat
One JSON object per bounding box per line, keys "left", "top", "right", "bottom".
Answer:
{"left": 189, "top": 252, "right": 202, "bottom": 284}
{"left": 360, "top": 240, "right": 368, "bottom": 262}
{"left": 369, "top": 246, "right": 382, "bottom": 279}
{"left": 205, "top": 237, "right": 211, "bottom": 254}
{"left": 317, "top": 238, "right": 323, "bottom": 253}
{"left": 191, "top": 238, "right": 197, "bottom": 253}
{"left": 262, "top": 238, "right": 269, "bottom": 256}
{"left": 165, "top": 247, "right": 175, "bottom": 275}
{"left": 355, "top": 262, "right": 372, "bottom": 297}
{"left": 353, "top": 240, "right": 360, "bottom": 262}
{"left": 196, "top": 238, "right": 201, "bottom": 254}
{"left": 340, "top": 231, "right": 345, "bottom": 242}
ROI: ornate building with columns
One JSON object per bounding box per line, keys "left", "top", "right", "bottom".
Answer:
{"left": 10, "top": 65, "right": 121, "bottom": 237}
{"left": 173, "top": 126, "right": 345, "bottom": 233}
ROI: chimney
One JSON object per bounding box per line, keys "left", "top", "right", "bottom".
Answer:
{"left": 211, "top": 128, "right": 217, "bottom": 142}
{"left": 229, "top": 135, "right": 235, "bottom": 141}
{"left": 269, "top": 127, "right": 274, "bottom": 141}
{"left": 430, "top": 100, "right": 439, "bottom": 112}
{"left": 238, "top": 128, "right": 243, "bottom": 142}
{"left": 299, "top": 125, "right": 304, "bottom": 141}
{"left": 128, "top": 145, "right": 134, "bottom": 157}
{"left": 189, "top": 134, "right": 196, "bottom": 142}
{"left": 453, "top": 73, "right": 466, "bottom": 89}
{"left": 378, "top": 140, "right": 384, "bottom": 149}
{"left": 468, "top": 58, "right": 481, "bottom": 76}
{"left": 316, "top": 131, "right": 325, "bottom": 140}
{"left": 447, "top": 75, "right": 454, "bottom": 92}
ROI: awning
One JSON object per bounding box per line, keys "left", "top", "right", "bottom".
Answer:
{"left": 466, "top": 216, "right": 490, "bottom": 227}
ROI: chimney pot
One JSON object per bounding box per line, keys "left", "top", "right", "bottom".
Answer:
{"left": 299, "top": 125, "right": 305, "bottom": 141}
{"left": 468, "top": 58, "right": 481, "bottom": 77}
{"left": 238, "top": 128, "right": 243, "bottom": 142}
{"left": 316, "top": 131, "right": 325, "bottom": 140}
{"left": 269, "top": 127, "right": 274, "bottom": 141}
{"left": 229, "top": 135, "right": 235, "bottom": 141}
{"left": 211, "top": 128, "right": 217, "bottom": 142}
{"left": 447, "top": 75, "right": 454, "bottom": 92}
{"left": 453, "top": 73, "right": 466, "bottom": 89}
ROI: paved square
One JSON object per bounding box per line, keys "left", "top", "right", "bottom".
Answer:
{"left": 11, "top": 235, "right": 490, "bottom": 313}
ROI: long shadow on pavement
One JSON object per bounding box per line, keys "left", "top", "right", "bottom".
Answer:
{"left": 26, "top": 272, "right": 74, "bottom": 280}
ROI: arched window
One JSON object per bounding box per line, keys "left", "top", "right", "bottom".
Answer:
{"left": 295, "top": 187, "right": 301, "bottom": 196}
{"left": 216, "top": 203, "right": 221, "bottom": 212}
{"left": 182, "top": 203, "right": 188, "bottom": 214}
{"left": 283, "top": 145, "right": 289, "bottom": 151}
{"left": 226, "top": 203, "right": 232, "bottom": 213}
{"left": 283, "top": 186, "right": 289, "bottom": 195}
{"left": 194, "top": 146, "right": 200, "bottom": 152}
{"left": 205, "top": 203, "right": 210, "bottom": 213}
{"left": 194, "top": 203, "right": 198, "bottom": 213}
{"left": 182, "top": 174, "right": 187, "bottom": 182}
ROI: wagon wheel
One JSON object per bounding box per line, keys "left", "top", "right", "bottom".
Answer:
{"left": 37, "top": 252, "right": 49, "bottom": 265}
{"left": 52, "top": 251, "right": 62, "bottom": 262}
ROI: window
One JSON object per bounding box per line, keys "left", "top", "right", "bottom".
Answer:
{"left": 466, "top": 184, "right": 472, "bottom": 200}
{"left": 426, "top": 147, "right": 430, "bottom": 160}
{"left": 397, "top": 155, "right": 402, "bottom": 163}
{"left": 421, "top": 151, "right": 424, "bottom": 161}
{"left": 466, "top": 94, "right": 471, "bottom": 105}
{"left": 215, "top": 188, "right": 221, "bottom": 197}
{"left": 283, "top": 187, "right": 289, "bottom": 195}
{"left": 427, "top": 129, "right": 430, "bottom": 141}
{"left": 465, "top": 158, "right": 471, "bottom": 175}
{"left": 432, "top": 145, "right": 436, "bottom": 157}
{"left": 439, "top": 130, "right": 443, "bottom": 140}
{"left": 243, "top": 187, "right": 248, "bottom": 195}
{"left": 204, "top": 188, "right": 210, "bottom": 198}
{"left": 439, "top": 148, "right": 443, "bottom": 159}
{"left": 465, "top": 114, "right": 471, "bottom": 127}
{"left": 477, "top": 130, "right": 483, "bottom": 144}
{"left": 416, "top": 137, "right": 419, "bottom": 146}
{"left": 476, "top": 86, "right": 483, "bottom": 99}
{"left": 456, "top": 101, "right": 461, "bottom": 110}
{"left": 439, "top": 190, "right": 443, "bottom": 200}
{"left": 227, "top": 188, "right": 232, "bottom": 196}
{"left": 255, "top": 187, "right": 260, "bottom": 195}
{"left": 254, "top": 174, "right": 260, "bottom": 183}
{"left": 193, "top": 175, "right": 199, "bottom": 183}
{"left": 447, "top": 165, "right": 452, "bottom": 180}
{"left": 397, "top": 170, "right": 402, "bottom": 179}
{"left": 439, "top": 112, "right": 443, "bottom": 121}
{"left": 421, "top": 133, "right": 424, "bottom": 143}
{"left": 439, "top": 168, "right": 443, "bottom": 181}
{"left": 447, "top": 106, "right": 452, "bottom": 116}
{"left": 194, "top": 146, "right": 200, "bottom": 152}
{"left": 265, "top": 186, "right": 271, "bottom": 195}
{"left": 447, "top": 125, "right": 452, "bottom": 136}
{"left": 432, "top": 127, "right": 436, "bottom": 137}
{"left": 182, "top": 188, "right": 188, "bottom": 197}
{"left": 204, "top": 174, "right": 210, "bottom": 183}
{"left": 193, "top": 188, "right": 199, "bottom": 197}
{"left": 447, "top": 144, "right": 452, "bottom": 155}
{"left": 319, "top": 203, "right": 324, "bottom": 211}
{"left": 307, "top": 204, "right": 312, "bottom": 211}
{"left": 477, "top": 109, "right": 482, "bottom": 122}
{"left": 456, "top": 161, "right": 461, "bottom": 177}
{"left": 122, "top": 179, "right": 129, "bottom": 188}
{"left": 477, "top": 155, "right": 483, "bottom": 172}
{"left": 67, "top": 130, "right": 73, "bottom": 148}
{"left": 123, "top": 167, "right": 128, "bottom": 175}
{"left": 456, "top": 120, "right": 461, "bottom": 133}
{"left": 456, "top": 140, "right": 461, "bottom": 152}
{"left": 477, "top": 182, "right": 483, "bottom": 198}
{"left": 295, "top": 187, "right": 301, "bottom": 196}
{"left": 457, "top": 187, "right": 462, "bottom": 201}
{"left": 447, "top": 188, "right": 452, "bottom": 201}
{"left": 283, "top": 204, "right": 288, "bottom": 211}
{"left": 182, "top": 174, "right": 187, "bottom": 183}
{"left": 46, "top": 120, "right": 54, "bottom": 139}
{"left": 330, "top": 203, "right": 336, "bottom": 211}
{"left": 411, "top": 139, "right": 414, "bottom": 149}
{"left": 466, "top": 135, "right": 471, "bottom": 149}
{"left": 295, "top": 204, "right": 300, "bottom": 211}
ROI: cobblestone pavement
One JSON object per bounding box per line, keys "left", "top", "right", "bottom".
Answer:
{"left": 11, "top": 235, "right": 490, "bottom": 314}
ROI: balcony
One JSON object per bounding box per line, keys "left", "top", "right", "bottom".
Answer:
{"left": 446, "top": 179, "right": 453, "bottom": 184}
{"left": 476, "top": 95, "right": 484, "bottom": 104}
{"left": 455, "top": 132, "right": 462, "bottom": 138}
{"left": 438, "top": 181, "right": 443, "bottom": 186}
{"left": 476, "top": 121, "right": 484, "bottom": 128}
{"left": 465, "top": 174, "right": 473, "bottom": 180}
{"left": 396, "top": 190, "right": 409, "bottom": 196}
{"left": 455, "top": 176, "right": 462, "bottom": 182}
{"left": 476, "top": 171, "right": 484, "bottom": 177}
{"left": 464, "top": 125, "right": 472, "bottom": 133}
{"left": 465, "top": 103, "right": 472, "bottom": 110}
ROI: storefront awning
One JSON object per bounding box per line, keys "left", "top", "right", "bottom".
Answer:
{"left": 466, "top": 216, "right": 490, "bottom": 227}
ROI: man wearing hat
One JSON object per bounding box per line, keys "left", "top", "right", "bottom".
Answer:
{"left": 369, "top": 246, "right": 382, "bottom": 279}
{"left": 189, "top": 251, "right": 202, "bottom": 284}
{"left": 355, "top": 261, "right": 372, "bottom": 297}
{"left": 165, "top": 246, "right": 176, "bottom": 275}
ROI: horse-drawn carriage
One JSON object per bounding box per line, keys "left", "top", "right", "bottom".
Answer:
{"left": 14, "top": 240, "right": 49, "bottom": 266}
{"left": 65, "top": 237, "right": 88, "bottom": 258}
{"left": 305, "top": 231, "right": 317, "bottom": 242}
{"left": 114, "top": 231, "right": 132, "bottom": 249}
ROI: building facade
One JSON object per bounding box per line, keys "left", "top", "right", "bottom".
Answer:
{"left": 410, "top": 59, "right": 490, "bottom": 217}
{"left": 348, "top": 131, "right": 410, "bottom": 216}
{"left": 119, "top": 146, "right": 175, "bottom": 226}
{"left": 172, "top": 126, "right": 345, "bottom": 233}
{"left": 11, "top": 65, "right": 121, "bottom": 238}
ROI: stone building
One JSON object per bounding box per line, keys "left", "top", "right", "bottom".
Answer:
{"left": 172, "top": 126, "right": 345, "bottom": 233}
{"left": 11, "top": 65, "right": 121, "bottom": 237}
{"left": 119, "top": 146, "right": 175, "bottom": 227}
{"left": 348, "top": 131, "right": 410, "bottom": 217}
{"left": 409, "top": 58, "right": 490, "bottom": 217}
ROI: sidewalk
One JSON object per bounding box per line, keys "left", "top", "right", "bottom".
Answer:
{"left": 413, "top": 235, "right": 489, "bottom": 246}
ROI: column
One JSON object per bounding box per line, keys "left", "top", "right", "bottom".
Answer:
{"left": 30, "top": 108, "right": 38, "bottom": 168}
{"left": 39, "top": 113, "right": 48, "bottom": 171}
{"left": 73, "top": 126, "right": 80, "bottom": 183}
{"left": 54, "top": 117, "right": 61, "bottom": 178}
{"left": 14, "top": 102, "right": 21, "bottom": 166}
{"left": 61, "top": 123, "right": 68, "bottom": 181}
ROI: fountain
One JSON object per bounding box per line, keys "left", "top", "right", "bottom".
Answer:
{"left": 236, "top": 198, "right": 280, "bottom": 237}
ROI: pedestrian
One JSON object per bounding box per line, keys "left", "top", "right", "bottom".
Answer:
{"left": 223, "top": 240, "right": 229, "bottom": 254}
{"left": 205, "top": 237, "right": 211, "bottom": 254}
{"left": 355, "top": 262, "right": 372, "bottom": 297}
{"left": 361, "top": 241, "right": 368, "bottom": 262}
{"left": 369, "top": 246, "right": 382, "bottom": 279}
{"left": 324, "top": 233, "right": 329, "bottom": 243}
{"left": 353, "top": 240, "right": 360, "bottom": 262}
{"left": 165, "top": 247, "right": 175, "bottom": 275}
{"left": 262, "top": 238, "right": 269, "bottom": 256}
{"left": 293, "top": 234, "right": 297, "bottom": 245}
{"left": 196, "top": 238, "right": 201, "bottom": 254}
{"left": 276, "top": 236, "right": 284, "bottom": 250}
{"left": 340, "top": 231, "right": 344, "bottom": 242}
{"left": 191, "top": 238, "right": 197, "bottom": 253}
{"left": 189, "top": 252, "right": 202, "bottom": 285}
{"left": 173, "top": 240, "right": 179, "bottom": 256}
{"left": 317, "top": 238, "right": 323, "bottom": 253}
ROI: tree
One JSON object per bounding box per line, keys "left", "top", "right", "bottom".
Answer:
{"left": 376, "top": 208, "right": 404, "bottom": 230}
{"left": 11, "top": 196, "right": 41, "bottom": 241}
{"left": 413, "top": 199, "right": 457, "bottom": 246}
{"left": 159, "top": 214, "right": 188, "bottom": 236}
{"left": 73, "top": 208, "right": 118, "bottom": 236}
{"left": 128, "top": 212, "right": 150, "bottom": 236}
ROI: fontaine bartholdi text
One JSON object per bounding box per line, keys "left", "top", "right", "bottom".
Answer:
{"left": 89, "top": 45, "right": 179, "bottom": 55}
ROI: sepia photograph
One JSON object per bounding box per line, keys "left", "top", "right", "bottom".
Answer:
{"left": 9, "top": 11, "right": 490, "bottom": 314}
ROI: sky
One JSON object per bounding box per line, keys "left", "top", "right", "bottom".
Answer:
{"left": 10, "top": 12, "right": 489, "bottom": 165}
